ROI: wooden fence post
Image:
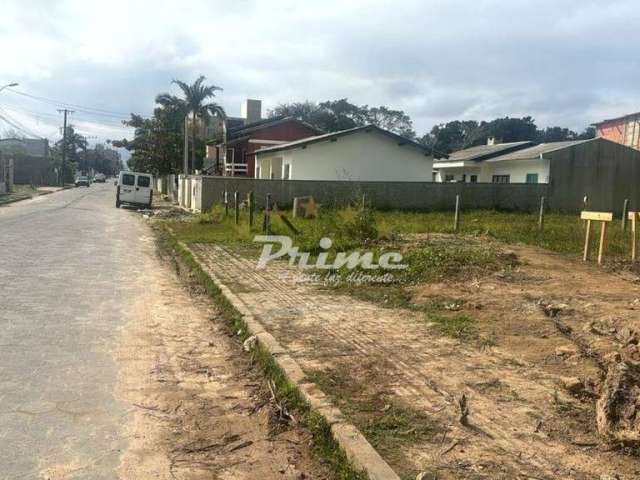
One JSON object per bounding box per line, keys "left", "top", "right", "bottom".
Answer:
{"left": 263, "top": 193, "right": 271, "bottom": 234}
{"left": 234, "top": 191, "right": 239, "bottom": 225}
{"left": 629, "top": 211, "right": 638, "bottom": 261}
{"left": 622, "top": 199, "right": 629, "bottom": 232}
{"left": 453, "top": 195, "right": 460, "bottom": 232}
{"left": 538, "top": 196, "right": 545, "bottom": 232}
{"left": 248, "top": 191, "right": 254, "bottom": 229}
{"left": 224, "top": 190, "right": 229, "bottom": 216}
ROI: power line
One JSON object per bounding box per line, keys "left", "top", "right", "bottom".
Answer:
{"left": 5, "top": 88, "right": 151, "bottom": 119}
{"left": 0, "top": 104, "right": 134, "bottom": 131}
{"left": 0, "top": 107, "right": 45, "bottom": 139}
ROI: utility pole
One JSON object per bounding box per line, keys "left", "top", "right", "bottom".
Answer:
{"left": 57, "top": 109, "right": 74, "bottom": 185}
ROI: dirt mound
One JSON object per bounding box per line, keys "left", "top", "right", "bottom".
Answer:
{"left": 596, "top": 361, "right": 640, "bottom": 443}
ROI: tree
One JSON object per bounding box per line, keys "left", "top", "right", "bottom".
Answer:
{"left": 156, "top": 76, "right": 225, "bottom": 173}
{"left": 420, "top": 120, "right": 482, "bottom": 156}
{"left": 268, "top": 98, "right": 416, "bottom": 138}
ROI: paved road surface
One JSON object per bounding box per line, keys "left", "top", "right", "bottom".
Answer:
{"left": 0, "top": 184, "right": 148, "bottom": 479}
{"left": 0, "top": 183, "right": 329, "bottom": 480}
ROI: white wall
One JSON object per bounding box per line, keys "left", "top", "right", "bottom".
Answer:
{"left": 435, "top": 158, "right": 549, "bottom": 183}
{"left": 257, "top": 130, "right": 433, "bottom": 181}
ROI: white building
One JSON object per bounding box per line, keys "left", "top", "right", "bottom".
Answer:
{"left": 434, "top": 139, "right": 595, "bottom": 183}
{"left": 254, "top": 125, "right": 433, "bottom": 182}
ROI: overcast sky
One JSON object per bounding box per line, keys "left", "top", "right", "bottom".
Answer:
{"left": 1, "top": 0, "right": 639, "bottom": 148}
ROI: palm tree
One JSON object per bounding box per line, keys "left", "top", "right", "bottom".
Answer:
{"left": 156, "top": 76, "right": 225, "bottom": 174}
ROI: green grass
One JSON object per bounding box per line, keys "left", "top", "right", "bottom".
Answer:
{"left": 308, "top": 366, "right": 443, "bottom": 479}
{"left": 11, "top": 184, "right": 38, "bottom": 195}
{"left": 374, "top": 209, "right": 630, "bottom": 258}
{"left": 426, "top": 312, "right": 475, "bottom": 340}
{"left": 169, "top": 204, "right": 633, "bottom": 260}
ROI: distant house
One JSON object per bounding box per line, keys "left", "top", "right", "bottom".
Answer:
{"left": 204, "top": 99, "right": 321, "bottom": 177}
{"left": 254, "top": 125, "right": 433, "bottom": 181}
{"left": 593, "top": 112, "right": 640, "bottom": 150}
{"left": 434, "top": 139, "right": 535, "bottom": 182}
{"left": 0, "top": 138, "right": 51, "bottom": 185}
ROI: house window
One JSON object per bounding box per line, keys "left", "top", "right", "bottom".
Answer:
{"left": 492, "top": 175, "right": 510, "bottom": 184}
{"left": 470, "top": 175, "right": 478, "bottom": 183}
{"left": 461, "top": 174, "right": 466, "bottom": 182}
{"left": 226, "top": 148, "right": 234, "bottom": 163}
{"left": 283, "top": 163, "right": 291, "bottom": 180}
{"left": 526, "top": 173, "right": 538, "bottom": 183}
{"left": 444, "top": 174, "right": 455, "bottom": 182}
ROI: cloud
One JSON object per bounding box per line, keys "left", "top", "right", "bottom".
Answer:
{"left": 1, "top": 0, "right": 639, "bottom": 144}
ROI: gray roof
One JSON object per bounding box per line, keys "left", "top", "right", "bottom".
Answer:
{"left": 486, "top": 138, "right": 595, "bottom": 162}
{"left": 255, "top": 125, "right": 430, "bottom": 156}
{"left": 435, "top": 141, "right": 534, "bottom": 163}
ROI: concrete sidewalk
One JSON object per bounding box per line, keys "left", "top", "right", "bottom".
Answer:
{"left": 188, "top": 243, "right": 636, "bottom": 480}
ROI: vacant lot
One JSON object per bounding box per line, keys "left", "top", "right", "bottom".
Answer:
{"left": 163, "top": 205, "right": 640, "bottom": 479}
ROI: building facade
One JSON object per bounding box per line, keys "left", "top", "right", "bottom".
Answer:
{"left": 255, "top": 125, "right": 433, "bottom": 182}
{"left": 593, "top": 112, "right": 640, "bottom": 150}
{"left": 205, "top": 116, "right": 321, "bottom": 177}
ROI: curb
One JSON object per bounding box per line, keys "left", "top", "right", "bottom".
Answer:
{"left": 178, "top": 240, "right": 401, "bottom": 480}
{"left": 0, "top": 194, "right": 32, "bottom": 206}
{"left": 0, "top": 186, "right": 72, "bottom": 206}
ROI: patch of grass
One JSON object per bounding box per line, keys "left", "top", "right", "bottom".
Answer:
{"left": 308, "top": 366, "right": 444, "bottom": 479}
{"left": 426, "top": 312, "right": 475, "bottom": 340}
{"left": 375, "top": 209, "right": 630, "bottom": 258}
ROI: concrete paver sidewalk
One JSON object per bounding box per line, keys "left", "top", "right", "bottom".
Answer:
{"left": 190, "top": 243, "right": 637, "bottom": 479}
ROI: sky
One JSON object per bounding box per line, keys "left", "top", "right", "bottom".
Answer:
{"left": 1, "top": 0, "right": 639, "bottom": 151}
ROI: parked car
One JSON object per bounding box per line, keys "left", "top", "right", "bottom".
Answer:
{"left": 94, "top": 173, "right": 106, "bottom": 183}
{"left": 115, "top": 171, "right": 153, "bottom": 208}
{"left": 75, "top": 176, "right": 90, "bottom": 187}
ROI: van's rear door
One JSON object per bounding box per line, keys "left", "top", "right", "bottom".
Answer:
{"left": 119, "top": 173, "right": 136, "bottom": 203}
{"left": 135, "top": 174, "right": 152, "bottom": 205}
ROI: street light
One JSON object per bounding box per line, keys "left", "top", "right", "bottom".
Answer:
{"left": 0, "top": 82, "right": 18, "bottom": 93}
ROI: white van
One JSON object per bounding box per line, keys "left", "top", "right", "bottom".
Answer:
{"left": 116, "top": 171, "right": 153, "bottom": 208}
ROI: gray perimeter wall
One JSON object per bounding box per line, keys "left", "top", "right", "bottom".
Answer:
{"left": 195, "top": 176, "right": 549, "bottom": 212}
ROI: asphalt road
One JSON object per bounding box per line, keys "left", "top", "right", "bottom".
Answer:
{"left": 0, "top": 183, "right": 149, "bottom": 479}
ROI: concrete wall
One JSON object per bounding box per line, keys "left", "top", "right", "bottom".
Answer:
{"left": 0, "top": 156, "right": 13, "bottom": 194}
{"left": 196, "top": 176, "right": 548, "bottom": 212}
{"left": 256, "top": 130, "right": 433, "bottom": 182}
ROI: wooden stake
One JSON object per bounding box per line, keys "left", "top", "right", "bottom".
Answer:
{"left": 622, "top": 199, "right": 629, "bottom": 232}
{"left": 234, "top": 191, "right": 239, "bottom": 225}
{"left": 583, "top": 219, "right": 591, "bottom": 261}
{"left": 224, "top": 190, "right": 229, "bottom": 216}
{"left": 454, "top": 195, "right": 460, "bottom": 232}
{"left": 248, "top": 191, "right": 254, "bottom": 229}
{"left": 598, "top": 221, "right": 607, "bottom": 265}
{"left": 263, "top": 193, "right": 271, "bottom": 234}
{"left": 538, "top": 196, "right": 545, "bottom": 232}
{"left": 630, "top": 212, "right": 637, "bottom": 261}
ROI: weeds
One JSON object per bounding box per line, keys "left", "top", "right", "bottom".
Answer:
{"left": 426, "top": 312, "right": 475, "bottom": 340}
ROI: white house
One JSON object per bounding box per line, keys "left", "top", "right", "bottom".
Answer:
{"left": 254, "top": 125, "right": 433, "bottom": 182}
{"left": 434, "top": 138, "right": 596, "bottom": 183}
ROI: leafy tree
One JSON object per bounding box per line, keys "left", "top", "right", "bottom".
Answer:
{"left": 156, "top": 76, "right": 225, "bottom": 173}
{"left": 269, "top": 98, "right": 416, "bottom": 138}
{"left": 420, "top": 120, "right": 482, "bottom": 156}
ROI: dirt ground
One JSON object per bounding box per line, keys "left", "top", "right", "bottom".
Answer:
{"left": 189, "top": 237, "right": 640, "bottom": 480}
{"left": 114, "top": 242, "right": 333, "bottom": 480}
{"left": 407, "top": 236, "right": 640, "bottom": 477}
